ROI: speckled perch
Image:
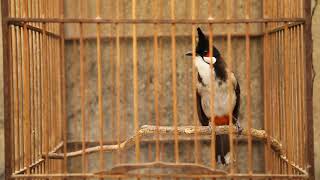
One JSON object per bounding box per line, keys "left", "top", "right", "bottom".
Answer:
{"left": 46, "top": 125, "right": 283, "bottom": 159}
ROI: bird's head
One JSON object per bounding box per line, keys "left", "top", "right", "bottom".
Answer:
{"left": 185, "top": 27, "right": 221, "bottom": 65}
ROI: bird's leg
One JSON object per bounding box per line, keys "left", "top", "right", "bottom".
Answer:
{"left": 208, "top": 121, "right": 213, "bottom": 130}
{"left": 235, "top": 120, "right": 243, "bottom": 136}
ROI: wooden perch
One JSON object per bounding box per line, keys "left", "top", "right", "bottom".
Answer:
{"left": 47, "top": 125, "right": 283, "bottom": 159}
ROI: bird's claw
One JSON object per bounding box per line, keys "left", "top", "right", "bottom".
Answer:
{"left": 236, "top": 124, "right": 243, "bottom": 136}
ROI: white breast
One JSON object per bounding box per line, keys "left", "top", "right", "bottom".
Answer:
{"left": 195, "top": 56, "right": 236, "bottom": 117}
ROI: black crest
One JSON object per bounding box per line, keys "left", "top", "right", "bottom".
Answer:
{"left": 196, "top": 28, "right": 221, "bottom": 60}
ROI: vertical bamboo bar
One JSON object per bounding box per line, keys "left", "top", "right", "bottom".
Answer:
{"left": 2, "top": 0, "right": 13, "bottom": 178}
{"left": 120, "top": 0, "right": 127, "bottom": 164}
{"left": 79, "top": 0, "right": 87, "bottom": 172}
{"left": 96, "top": 0, "right": 104, "bottom": 174}
{"left": 152, "top": 0, "right": 160, "bottom": 162}
{"left": 12, "top": 24, "right": 19, "bottom": 173}
{"left": 207, "top": 23, "right": 216, "bottom": 169}
{"left": 298, "top": 23, "right": 304, "bottom": 170}
{"left": 170, "top": 0, "right": 179, "bottom": 164}
{"left": 8, "top": 21, "right": 14, "bottom": 176}
{"left": 263, "top": 0, "right": 271, "bottom": 177}
{"left": 34, "top": 28, "right": 38, "bottom": 172}
{"left": 48, "top": 21, "right": 53, "bottom": 173}
{"left": 245, "top": 0, "right": 253, "bottom": 175}
{"left": 110, "top": 21, "right": 116, "bottom": 165}
{"left": 297, "top": 24, "right": 303, "bottom": 168}
{"left": 191, "top": 0, "right": 200, "bottom": 164}
{"left": 52, "top": 35, "right": 56, "bottom": 173}
{"left": 115, "top": 0, "right": 121, "bottom": 164}
{"left": 146, "top": 38, "right": 153, "bottom": 164}
{"left": 290, "top": 25, "right": 296, "bottom": 170}
{"left": 284, "top": 0, "right": 293, "bottom": 175}
{"left": 58, "top": 0, "right": 67, "bottom": 176}
{"left": 132, "top": 0, "right": 140, "bottom": 164}
{"left": 41, "top": 19, "right": 49, "bottom": 174}
{"left": 36, "top": 30, "right": 41, "bottom": 175}
{"left": 279, "top": 16, "right": 284, "bottom": 175}
{"left": 158, "top": 12, "right": 165, "bottom": 162}
{"left": 276, "top": 29, "right": 280, "bottom": 176}
{"left": 206, "top": 0, "right": 216, "bottom": 170}
{"left": 19, "top": 26, "right": 25, "bottom": 174}
{"left": 271, "top": 29, "right": 276, "bottom": 175}
{"left": 30, "top": 28, "right": 35, "bottom": 168}
{"left": 226, "top": 0, "right": 235, "bottom": 174}
{"left": 16, "top": 25, "right": 22, "bottom": 172}
{"left": 22, "top": 0, "right": 31, "bottom": 174}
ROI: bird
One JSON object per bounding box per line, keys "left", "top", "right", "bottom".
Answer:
{"left": 185, "top": 27, "right": 242, "bottom": 165}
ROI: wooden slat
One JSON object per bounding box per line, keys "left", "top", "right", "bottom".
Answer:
{"left": 6, "top": 17, "right": 306, "bottom": 24}
{"left": 170, "top": 0, "right": 179, "bottom": 164}
{"left": 304, "top": 0, "right": 314, "bottom": 179}
{"left": 132, "top": 0, "right": 140, "bottom": 164}
{"left": 245, "top": 0, "right": 253, "bottom": 174}
{"left": 2, "top": 0, "right": 13, "bottom": 178}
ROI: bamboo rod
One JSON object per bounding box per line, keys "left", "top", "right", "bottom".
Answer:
{"left": 120, "top": 0, "right": 128, "bottom": 164}
{"left": 48, "top": 19, "right": 53, "bottom": 173}
{"left": 300, "top": 24, "right": 306, "bottom": 170}
{"left": 35, "top": 30, "right": 41, "bottom": 169}
{"left": 170, "top": 0, "right": 179, "bottom": 164}
{"left": 284, "top": 8, "right": 293, "bottom": 173}
{"left": 158, "top": 4, "right": 165, "bottom": 163}
{"left": 41, "top": 21, "right": 49, "bottom": 174}
{"left": 115, "top": 0, "right": 121, "bottom": 164}
{"left": 6, "top": 17, "right": 307, "bottom": 24}
{"left": 145, "top": 38, "right": 153, "bottom": 164}
{"left": 12, "top": 25, "right": 19, "bottom": 172}
{"left": 30, "top": 28, "right": 35, "bottom": 166}
{"left": 79, "top": 20, "right": 87, "bottom": 174}
{"left": 95, "top": 0, "right": 104, "bottom": 174}
{"left": 226, "top": 0, "right": 235, "bottom": 172}
{"left": 22, "top": 20, "right": 31, "bottom": 177}
{"left": 245, "top": 0, "right": 253, "bottom": 175}
{"left": 58, "top": 0, "right": 67, "bottom": 175}
{"left": 8, "top": 24, "right": 14, "bottom": 173}
{"left": 18, "top": 26, "right": 24, "bottom": 173}
{"left": 132, "top": 0, "right": 140, "bottom": 164}
{"left": 153, "top": 0, "right": 160, "bottom": 162}
{"left": 207, "top": 23, "right": 216, "bottom": 169}
{"left": 297, "top": 24, "right": 303, "bottom": 168}
{"left": 64, "top": 32, "right": 263, "bottom": 41}
{"left": 191, "top": 0, "right": 200, "bottom": 165}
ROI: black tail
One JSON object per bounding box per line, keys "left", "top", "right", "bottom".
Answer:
{"left": 216, "top": 134, "right": 230, "bottom": 164}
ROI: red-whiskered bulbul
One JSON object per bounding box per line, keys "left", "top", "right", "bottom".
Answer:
{"left": 186, "top": 27, "right": 242, "bottom": 165}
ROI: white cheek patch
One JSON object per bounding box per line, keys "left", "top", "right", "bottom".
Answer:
{"left": 203, "top": 56, "right": 217, "bottom": 64}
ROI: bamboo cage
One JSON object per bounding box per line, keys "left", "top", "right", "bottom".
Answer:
{"left": 1, "top": 0, "right": 314, "bottom": 179}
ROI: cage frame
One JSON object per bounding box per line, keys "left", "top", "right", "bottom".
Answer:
{"left": 1, "top": 0, "right": 315, "bottom": 179}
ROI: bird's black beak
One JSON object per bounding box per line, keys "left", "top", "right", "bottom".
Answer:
{"left": 185, "top": 51, "right": 193, "bottom": 56}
